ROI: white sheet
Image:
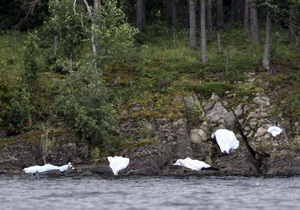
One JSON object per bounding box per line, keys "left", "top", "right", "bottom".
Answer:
{"left": 267, "top": 126, "right": 283, "bottom": 137}
{"left": 173, "top": 157, "right": 211, "bottom": 171}
{"left": 211, "top": 129, "right": 239, "bottom": 154}
{"left": 107, "top": 156, "right": 130, "bottom": 175}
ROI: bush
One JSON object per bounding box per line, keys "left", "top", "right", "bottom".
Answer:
{"left": 194, "top": 82, "right": 233, "bottom": 98}
{"left": 55, "top": 61, "right": 119, "bottom": 148}
{"left": 4, "top": 87, "right": 34, "bottom": 133}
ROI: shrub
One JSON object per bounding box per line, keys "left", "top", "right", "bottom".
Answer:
{"left": 55, "top": 61, "right": 119, "bottom": 148}
{"left": 4, "top": 87, "right": 34, "bottom": 133}
{"left": 194, "top": 82, "right": 233, "bottom": 98}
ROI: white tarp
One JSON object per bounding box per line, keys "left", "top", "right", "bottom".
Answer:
{"left": 107, "top": 156, "right": 130, "bottom": 175}
{"left": 267, "top": 126, "right": 283, "bottom": 137}
{"left": 211, "top": 129, "right": 240, "bottom": 154}
{"left": 23, "top": 162, "right": 74, "bottom": 174}
{"left": 173, "top": 157, "right": 211, "bottom": 171}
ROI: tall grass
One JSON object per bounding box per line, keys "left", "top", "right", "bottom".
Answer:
{"left": 0, "top": 31, "right": 25, "bottom": 73}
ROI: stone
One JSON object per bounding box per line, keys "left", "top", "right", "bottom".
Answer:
{"left": 190, "top": 129, "right": 207, "bottom": 143}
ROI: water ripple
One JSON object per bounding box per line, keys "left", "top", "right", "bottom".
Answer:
{"left": 0, "top": 176, "right": 300, "bottom": 210}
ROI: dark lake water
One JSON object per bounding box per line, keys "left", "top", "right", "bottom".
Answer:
{"left": 1, "top": 175, "right": 300, "bottom": 210}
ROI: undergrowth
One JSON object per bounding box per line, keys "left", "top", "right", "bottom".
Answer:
{"left": 1, "top": 24, "right": 300, "bottom": 153}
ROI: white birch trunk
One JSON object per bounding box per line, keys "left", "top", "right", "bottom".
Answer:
{"left": 263, "top": 11, "right": 271, "bottom": 71}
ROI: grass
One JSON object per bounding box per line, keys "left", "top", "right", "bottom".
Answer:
{"left": 1, "top": 24, "right": 300, "bottom": 152}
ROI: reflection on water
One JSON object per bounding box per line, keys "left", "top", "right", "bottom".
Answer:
{"left": 1, "top": 176, "right": 300, "bottom": 210}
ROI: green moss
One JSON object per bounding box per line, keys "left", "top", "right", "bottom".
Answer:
{"left": 0, "top": 130, "right": 43, "bottom": 148}
{"left": 194, "top": 82, "right": 233, "bottom": 98}
{"left": 289, "top": 136, "right": 300, "bottom": 152}
{"left": 1, "top": 24, "right": 300, "bottom": 154}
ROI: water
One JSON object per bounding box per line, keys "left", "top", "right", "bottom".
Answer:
{"left": 1, "top": 176, "right": 300, "bottom": 210}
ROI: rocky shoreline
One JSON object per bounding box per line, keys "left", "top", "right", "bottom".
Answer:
{"left": 1, "top": 73, "right": 300, "bottom": 177}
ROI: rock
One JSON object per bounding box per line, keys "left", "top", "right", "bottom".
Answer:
{"left": 190, "top": 128, "right": 206, "bottom": 143}
{"left": 264, "top": 151, "right": 300, "bottom": 176}
{"left": 0, "top": 131, "right": 7, "bottom": 139}
{"left": 0, "top": 77, "right": 299, "bottom": 177}
{"left": 206, "top": 102, "right": 228, "bottom": 123}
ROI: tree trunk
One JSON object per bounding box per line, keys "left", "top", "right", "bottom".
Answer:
{"left": 122, "top": 0, "right": 132, "bottom": 21}
{"left": 263, "top": 10, "right": 271, "bottom": 71}
{"left": 217, "top": 31, "right": 222, "bottom": 54}
{"left": 81, "top": 0, "right": 100, "bottom": 72}
{"left": 189, "top": 0, "right": 196, "bottom": 50}
{"left": 200, "top": 0, "right": 208, "bottom": 63}
{"left": 231, "top": 0, "right": 244, "bottom": 22}
{"left": 216, "top": 0, "right": 224, "bottom": 30}
{"left": 93, "top": 0, "right": 101, "bottom": 55}
{"left": 287, "top": 4, "right": 300, "bottom": 45}
{"left": 249, "top": 1, "right": 259, "bottom": 45}
{"left": 244, "top": 0, "right": 249, "bottom": 36}
{"left": 93, "top": 0, "right": 100, "bottom": 10}
{"left": 216, "top": 0, "right": 223, "bottom": 55}
{"left": 171, "top": 0, "right": 178, "bottom": 29}
{"left": 165, "top": 0, "right": 172, "bottom": 24}
{"left": 137, "top": 0, "right": 146, "bottom": 32}
{"left": 206, "top": 0, "right": 212, "bottom": 40}
{"left": 53, "top": 0, "right": 59, "bottom": 55}
{"left": 54, "top": 35, "right": 59, "bottom": 55}
{"left": 81, "top": 0, "right": 98, "bottom": 56}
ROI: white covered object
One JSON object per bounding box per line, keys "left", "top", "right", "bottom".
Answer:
{"left": 173, "top": 157, "right": 211, "bottom": 171}
{"left": 211, "top": 129, "right": 240, "bottom": 154}
{"left": 267, "top": 126, "right": 283, "bottom": 137}
{"left": 107, "top": 156, "right": 130, "bottom": 175}
{"left": 23, "top": 162, "right": 74, "bottom": 174}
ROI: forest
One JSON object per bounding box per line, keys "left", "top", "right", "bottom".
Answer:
{"left": 0, "top": 0, "right": 300, "bottom": 157}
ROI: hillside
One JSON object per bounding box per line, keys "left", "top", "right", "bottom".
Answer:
{"left": 0, "top": 26, "right": 300, "bottom": 176}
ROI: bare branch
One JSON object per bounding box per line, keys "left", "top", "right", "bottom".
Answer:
{"left": 23, "top": 0, "right": 41, "bottom": 18}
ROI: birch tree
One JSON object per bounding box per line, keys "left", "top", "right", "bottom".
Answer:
{"left": 263, "top": 9, "right": 271, "bottom": 71}
{"left": 49, "top": 0, "right": 137, "bottom": 147}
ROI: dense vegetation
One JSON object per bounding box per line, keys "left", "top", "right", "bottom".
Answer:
{"left": 0, "top": 0, "right": 299, "bottom": 156}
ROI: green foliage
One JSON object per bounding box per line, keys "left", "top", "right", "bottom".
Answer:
{"left": 90, "top": 147, "right": 102, "bottom": 163}
{"left": 204, "top": 152, "right": 212, "bottom": 164}
{"left": 0, "top": 0, "right": 49, "bottom": 30}
{"left": 0, "top": 31, "right": 25, "bottom": 71}
{"left": 141, "top": 22, "right": 173, "bottom": 44}
{"left": 47, "top": 57, "right": 72, "bottom": 74}
{"left": 23, "top": 32, "right": 40, "bottom": 79}
{"left": 40, "top": 123, "right": 55, "bottom": 164}
{"left": 289, "top": 136, "right": 300, "bottom": 152}
{"left": 47, "top": 0, "right": 88, "bottom": 58}
{"left": 5, "top": 87, "right": 34, "bottom": 132}
{"left": 93, "top": 0, "right": 138, "bottom": 61}
{"left": 235, "top": 86, "right": 254, "bottom": 99}
{"left": 55, "top": 61, "right": 118, "bottom": 148}
{"left": 45, "top": 0, "right": 137, "bottom": 64}
{"left": 186, "top": 100, "right": 204, "bottom": 127}
{"left": 281, "top": 92, "right": 300, "bottom": 123}
{"left": 194, "top": 82, "right": 234, "bottom": 98}
{"left": 0, "top": 1, "right": 299, "bottom": 158}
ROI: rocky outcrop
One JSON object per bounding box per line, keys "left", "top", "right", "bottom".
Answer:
{"left": 0, "top": 73, "right": 299, "bottom": 177}
{"left": 0, "top": 130, "right": 89, "bottom": 175}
